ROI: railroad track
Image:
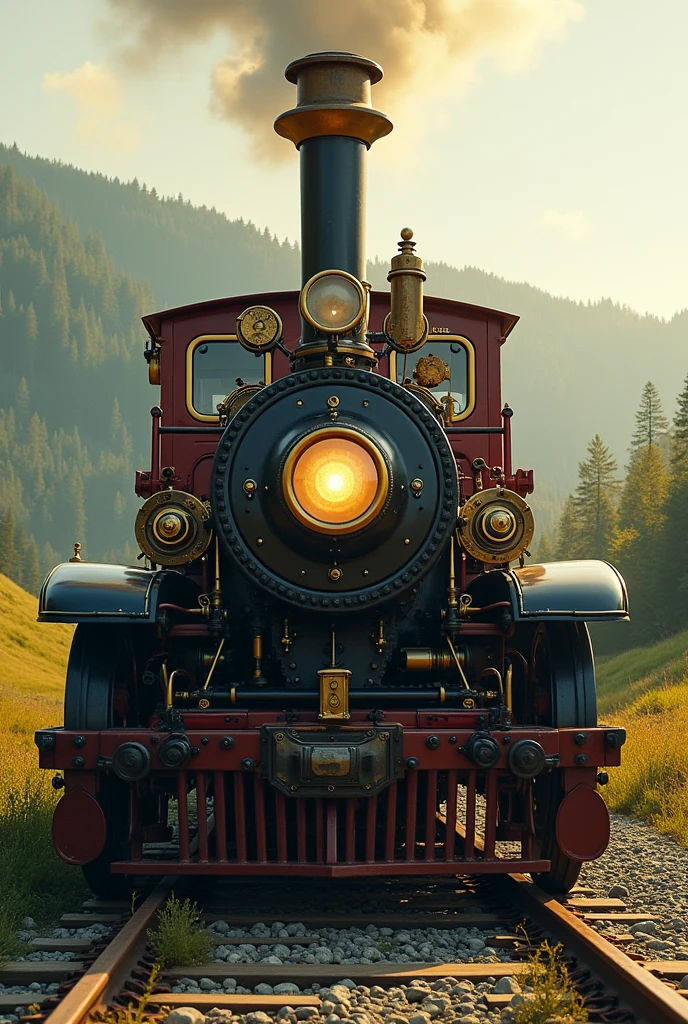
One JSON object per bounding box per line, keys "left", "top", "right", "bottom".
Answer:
{"left": 5, "top": 874, "right": 688, "bottom": 1024}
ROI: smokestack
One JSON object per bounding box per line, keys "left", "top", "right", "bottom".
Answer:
{"left": 275, "top": 52, "right": 392, "bottom": 353}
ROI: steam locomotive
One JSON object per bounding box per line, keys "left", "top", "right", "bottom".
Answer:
{"left": 35, "top": 52, "right": 627, "bottom": 897}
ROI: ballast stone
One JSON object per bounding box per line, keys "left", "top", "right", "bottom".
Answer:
{"left": 163, "top": 1009, "right": 206, "bottom": 1024}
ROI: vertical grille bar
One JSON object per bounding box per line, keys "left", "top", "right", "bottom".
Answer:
{"left": 445, "top": 769, "right": 457, "bottom": 860}
{"left": 177, "top": 772, "right": 190, "bottom": 863}
{"left": 234, "top": 773, "right": 247, "bottom": 863}
{"left": 345, "top": 800, "right": 356, "bottom": 863}
{"left": 253, "top": 776, "right": 267, "bottom": 862}
{"left": 484, "top": 772, "right": 497, "bottom": 858}
{"left": 523, "top": 779, "right": 534, "bottom": 859}
{"left": 325, "top": 801, "right": 338, "bottom": 863}
{"left": 275, "top": 793, "right": 288, "bottom": 862}
{"left": 297, "top": 799, "right": 307, "bottom": 862}
{"left": 214, "top": 771, "right": 227, "bottom": 862}
{"left": 424, "top": 770, "right": 437, "bottom": 861}
{"left": 129, "top": 786, "right": 142, "bottom": 861}
{"left": 464, "top": 771, "right": 476, "bottom": 860}
{"left": 405, "top": 772, "right": 418, "bottom": 861}
{"left": 385, "top": 782, "right": 397, "bottom": 861}
{"left": 196, "top": 771, "right": 209, "bottom": 863}
{"left": 315, "top": 798, "right": 324, "bottom": 862}
{"left": 365, "top": 795, "right": 377, "bottom": 863}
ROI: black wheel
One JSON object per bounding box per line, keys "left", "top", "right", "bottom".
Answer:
{"left": 64, "top": 625, "right": 138, "bottom": 895}
{"left": 65, "top": 624, "right": 138, "bottom": 729}
{"left": 528, "top": 622, "right": 597, "bottom": 893}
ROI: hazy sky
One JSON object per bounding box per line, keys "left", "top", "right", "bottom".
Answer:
{"left": 1, "top": 0, "right": 686, "bottom": 319}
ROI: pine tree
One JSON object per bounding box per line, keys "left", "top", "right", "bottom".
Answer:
{"left": 554, "top": 496, "right": 582, "bottom": 560}
{"left": 631, "top": 382, "right": 669, "bottom": 454}
{"left": 0, "top": 508, "right": 17, "bottom": 579}
{"left": 573, "top": 435, "right": 619, "bottom": 559}
{"left": 23, "top": 536, "right": 42, "bottom": 594}
{"left": 658, "top": 372, "right": 688, "bottom": 631}
{"left": 612, "top": 442, "right": 670, "bottom": 640}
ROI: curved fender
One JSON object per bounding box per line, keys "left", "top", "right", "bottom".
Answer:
{"left": 38, "top": 562, "right": 201, "bottom": 623}
{"left": 467, "top": 559, "right": 629, "bottom": 621}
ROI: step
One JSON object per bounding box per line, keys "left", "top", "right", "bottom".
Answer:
{"left": 59, "top": 913, "right": 121, "bottom": 926}
{"left": 643, "top": 961, "right": 688, "bottom": 979}
{"left": 82, "top": 899, "right": 130, "bottom": 911}
{"left": 211, "top": 936, "right": 320, "bottom": 946}
{"left": 0, "top": 962, "right": 84, "bottom": 984}
{"left": 0, "top": 994, "right": 52, "bottom": 1010}
{"left": 148, "top": 994, "right": 321, "bottom": 1011}
{"left": 582, "top": 913, "right": 659, "bottom": 923}
{"left": 164, "top": 962, "right": 527, "bottom": 985}
{"left": 564, "top": 898, "right": 627, "bottom": 912}
{"left": 201, "top": 913, "right": 502, "bottom": 929}
{"left": 29, "top": 938, "right": 93, "bottom": 952}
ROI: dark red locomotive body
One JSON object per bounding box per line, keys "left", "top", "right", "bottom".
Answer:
{"left": 36, "top": 52, "right": 627, "bottom": 896}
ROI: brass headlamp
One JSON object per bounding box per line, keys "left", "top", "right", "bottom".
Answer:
{"left": 385, "top": 228, "right": 428, "bottom": 353}
{"left": 299, "top": 270, "right": 367, "bottom": 335}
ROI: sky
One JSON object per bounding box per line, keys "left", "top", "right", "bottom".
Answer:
{"left": 0, "top": 0, "right": 686, "bottom": 320}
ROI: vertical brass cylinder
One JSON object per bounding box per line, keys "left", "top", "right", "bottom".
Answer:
{"left": 386, "top": 229, "right": 428, "bottom": 352}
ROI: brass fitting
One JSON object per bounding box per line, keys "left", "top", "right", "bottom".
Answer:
{"left": 385, "top": 229, "right": 428, "bottom": 352}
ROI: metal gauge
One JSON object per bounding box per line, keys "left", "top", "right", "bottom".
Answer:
{"left": 236, "top": 305, "right": 282, "bottom": 352}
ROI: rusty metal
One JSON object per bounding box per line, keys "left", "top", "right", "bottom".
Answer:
{"left": 502, "top": 873, "right": 688, "bottom": 1023}
{"left": 44, "top": 878, "right": 174, "bottom": 1024}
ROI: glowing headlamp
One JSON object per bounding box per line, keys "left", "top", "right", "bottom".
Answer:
{"left": 283, "top": 427, "right": 389, "bottom": 534}
{"left": 299, "top": 271, "right": 367, "bottom": 334}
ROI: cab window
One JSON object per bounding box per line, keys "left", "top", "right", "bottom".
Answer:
{"left": 187, "top": 336, "right": 271, "bottom": 421}
{"left": 393, "top": 336, "right": 474, "bottom": 421}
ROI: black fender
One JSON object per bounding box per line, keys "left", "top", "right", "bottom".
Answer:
{"left": 467, "top": 559, "right": 629, "bottom": 621}
{"left": 38, "top": 562, "right": 201, "bottom": 624}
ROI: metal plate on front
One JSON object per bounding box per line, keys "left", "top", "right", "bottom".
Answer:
{"left": 261, "top": 725, "right": 404, "bottom": 798}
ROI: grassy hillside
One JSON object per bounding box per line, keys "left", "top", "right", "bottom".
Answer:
{"left": 0, "top": 574, "right": 84, "bottom": 957}
{"left": 0, "top": 572, "right": 71, "bottom": 701}
{"left": 596, "top": 628, "right": 688, "bottom": 715}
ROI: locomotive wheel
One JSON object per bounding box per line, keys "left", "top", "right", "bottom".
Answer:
{"left": 64, "top": 625, "right": 136, "bottom": 896}
{"left": 528, "top": 622, "right": 597, "bottom": 893}
{"left": 64, "top": 624, "right": 136, "bottom": 730}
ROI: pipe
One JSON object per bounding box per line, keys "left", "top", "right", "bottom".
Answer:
{"left": 274, "top": 52, "right": 392, "bottom": 349}
{"left": 173, "top": 688, "right": 465, "bottom": 705}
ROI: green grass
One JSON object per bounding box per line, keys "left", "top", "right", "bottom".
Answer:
{"left": 596, "top": 627, "right": 688, "bottom": 714}
{"left": 148, "top": 896, "right": 214, "bottom": 967}
{"left": 0, "top": 574, "right": 84, "bottom": 958}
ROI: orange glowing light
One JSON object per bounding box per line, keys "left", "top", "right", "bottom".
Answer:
{"left": 284, "top": 430, "right": 389, "bottom": 533}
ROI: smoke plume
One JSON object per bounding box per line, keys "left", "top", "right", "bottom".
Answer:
{"left": 105, "top": 0, "right": 583, "bottom": 159}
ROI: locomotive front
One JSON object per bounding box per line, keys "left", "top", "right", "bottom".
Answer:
{"left": 36, "top": 52, "right": 628, "bottom": 896}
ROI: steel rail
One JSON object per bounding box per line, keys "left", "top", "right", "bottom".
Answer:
{"left": 44, "top": 876, "right": 176, "bottom": 1024}
{"left": 503, "top": 872, "right": 688, "bottom": 1024}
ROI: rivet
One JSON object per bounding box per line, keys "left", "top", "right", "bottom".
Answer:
{"left": 257, "top": 537, "right": 263, "bottom": 545}
{"left": 297, "top": 400, "right": 303, "bottom": 406}
{"left": 243, "top": 479, "right": 257, "bottom": 494}
{"left": 328, "top": 567, "right": 343, "bottom": 581}
{"left": 363, "top": 400, "right": 369, "bottom": 407}
{"left": 404, "top": 538, "right": 410, "bottom": 545}
{"left": 362, "top": 569, "right": 369, "bottom": 576}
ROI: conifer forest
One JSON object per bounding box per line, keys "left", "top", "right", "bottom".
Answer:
{"left": 1, "top": 144, "right": 687, "bottom": 655}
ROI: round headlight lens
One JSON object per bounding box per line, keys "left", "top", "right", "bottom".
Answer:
{"left": 284, "top": 430, "right": 389, "bottom": 534}
{"left": 301, "top": 272, "right": 365, "bottom": 333}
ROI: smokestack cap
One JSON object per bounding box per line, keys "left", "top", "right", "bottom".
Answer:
{"left": 275, "top": 51, "right": 392, "bottom": 148}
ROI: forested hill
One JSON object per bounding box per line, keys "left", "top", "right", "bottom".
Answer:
{"left": 0, "top": 143, "right": 300, "bottom": 310}
{"left": 0, "top": 164, "right": 153, "bottom": 577}
{"left": 3, "top": 143, "right": 686, "bottom": 504}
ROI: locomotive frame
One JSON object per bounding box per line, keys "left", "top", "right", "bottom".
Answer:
{"left": 35, "top": 51, "right": 627, "bottom": 897}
